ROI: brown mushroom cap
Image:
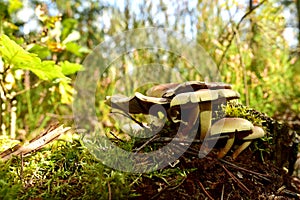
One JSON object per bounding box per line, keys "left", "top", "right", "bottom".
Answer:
{"left": 146, "top": 83, "right": 180, "bottom": 97}
{"left": 163, "top": 81, "right": 233, "bottom": 98}
{"left": 106, "top": 92, "right": 170, "bottom": 114}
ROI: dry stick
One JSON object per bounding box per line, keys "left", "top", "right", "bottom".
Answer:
{"left": 168, "top": 177, "right": 187, "bottom": 191}
{"left": 13, "top": 81, "right": 42, "bottom": 96}
{"left": 146, "top": 135, "right": 229, "bottom": 143}
{"left": 220, "top": 164, "right": 251, "bottom": 196}
{"left": 150, "top": 177, "right": 187, "bottom": 200}
{"left": 133, "top": 134, "right": 160, "bottom": 153}
{"left": 107, "top": 181, "right": 112, "bottom": 200}
{"left": 0, "top": 125, "right": 71, "bottom": 161}
{"left": 221, "top": 184, "right": 225, "bottom": 200}
{"left": 196, "top": 180, "right": 214, "bottom": 200}
{"left": 110, "top": 110, "right": 145, "bottom": 128}
{"left": 109, "top": 131, "right": 125, "bottom": 143}
{"left": 219, "top": 159, "right": 272, "bottom": 182}
{"left": 217, "top": 0, "right": 267, "bottom": 70}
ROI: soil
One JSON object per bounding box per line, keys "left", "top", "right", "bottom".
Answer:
{"left": 132, "top": 146, "right": 300, "bottom": 199}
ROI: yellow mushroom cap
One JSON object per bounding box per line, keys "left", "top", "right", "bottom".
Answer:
{"left": 170, "top": 88, "right": 240, "bottom": 108}
{"left": 243, "top": 126, "right": 265, "bottom": 140}
{"left": 209, "top": 118, "right": 254, "bottom": 136}
{"left": 170, "top": 89, "right": 219, "bottom": 108}
{"left": 217, "top": 89, "right": 240, "bottom": 100}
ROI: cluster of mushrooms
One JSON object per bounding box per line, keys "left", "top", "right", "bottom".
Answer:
{"left": 106, "top": 81, "right": 265, "bottom": 159}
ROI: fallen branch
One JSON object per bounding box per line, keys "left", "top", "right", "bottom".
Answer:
{"left": 0, "top": 124, "right": 71, "bottom": 161}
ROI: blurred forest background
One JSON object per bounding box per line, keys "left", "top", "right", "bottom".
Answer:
{"left": 0, "top": 0, "right": 300, "bottom": 146}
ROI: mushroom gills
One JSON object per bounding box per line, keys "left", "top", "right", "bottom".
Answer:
{"left": 106, "top": 92, "right": 169, "bottom": 114}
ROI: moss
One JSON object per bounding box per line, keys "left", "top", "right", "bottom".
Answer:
{"left": 0, "top": 137, "right": 137, "bottom": 199}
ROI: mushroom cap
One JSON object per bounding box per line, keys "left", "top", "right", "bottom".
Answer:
{"left": 217, "top": 89, "right": 240, "bottom": 100}
{"left": 146, "top": 83, "right": 180, "bottom": 97}
{"left": 163, "top": 81, "right": 233, "bottom": 98}
{"left": 243, "top": 126, "right": 265, "bottom": 140}
{"left": 169, "top": 89, "right": 240, "bottom": 108}
{"left": 170, "top": 89, "right": 219, "bottom": 108}
{"left": 106, "top": 92, "right": 170, "bottom": 114}
{"left": 209, "top": 118, "right": 254, "bottom": 136}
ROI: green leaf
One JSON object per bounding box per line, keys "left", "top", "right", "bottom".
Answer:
{"left": 8, "top": 0, "right": 22, "bottom": 14}
{"left": 27, "top": 44, "right": 51, "bottom": 59}
{"left": 62, "top": 18, "right": 78, "bottom": 40}
{"left": 65, "top": 42, "right": 82, "bottom": 57}
{"left": 30, "top": 61, "right": 67, "bottom": 81}
{"left": 59, "top": 80, "right": 74, "bottom": 104}
{"left": 0, "top": 34, "right": 68, "bottom": 81}
{"left": 0, "top": 34, "right": 41, "bottom": 67}
{"left": 60, "top": 61, "right": 83, "bottom": 75}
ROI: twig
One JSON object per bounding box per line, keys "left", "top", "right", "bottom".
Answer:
{"left": 220, "top": 164, "right": 251, "bottom": 195}
{"left": 219, "top": 159, "right": 272, "bottom": 182}
{"left": 221, "top": 184, "right": 224, "bottom": 200}
{"left": 134, "top": 134, "right": 160, "bottom": 153}
{"left": 140, "top": 135, "right": 229, "bottom": 144}
{"left": 107, "top": 181, "right": 112, "bottom": 200}
{"left": 109, "top": 131, "right": 125, "bottom": 143}
{"left": 110, "top": 110, "right": 145, "bottom": 128}
{"left": 168, "top": 177, "right": 187, "bottom": 190}
{"left": 13, "top": 81, "right": 42, "bottom": 96}
{"left": 0, "top": 125, "right": 71, "bottom": 161}
{"left": 150, "top": 177, "right": 187, "bottom": 200}
{"left": 217, "top": 0, "right": 267, "bottom": 69}
{"left": 196, "top": 180, "right": 214, "bottom": 200}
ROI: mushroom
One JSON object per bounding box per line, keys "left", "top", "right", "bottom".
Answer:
{"left": 146, "top": 83, "right": 180, "bottom": 98}
{"left": 146, "top": 81, "right": 233, "bottom": 98}
{"left": 106, "top": 92, "right": 170, "bottom": 137}
{"left": 232, "top": 126, "right": 265, "bottom": 159}
{"left": 163, "top": 81, "right": 232, "bottom": 98}
{"left": 209, "top": 118, "right": 265, "bottom": 159}
{"left": 170, "top": 89, "right": 240, "bottom": 140}
{"left": 106, "top": 92, "right": 170, "bottom": 115}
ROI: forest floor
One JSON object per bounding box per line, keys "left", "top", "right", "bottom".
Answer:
{"left": 132, "top": 111, "right": 300, "bottom": 200}
{"left": 132, "top": 144, "right": 300, "bottom": 200}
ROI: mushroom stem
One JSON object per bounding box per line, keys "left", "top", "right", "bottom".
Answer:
{"left": 179, "top": 104, "right": 200, "bottom": 136}
{"left": 199, "top": 102, "right": 212, "bottom": 141}
{"left": 232, "top": 126, "right": 265, "bottom": 159}
{"left": 232, "top": 141, "right": 252, "bottom": 160}
{"left": 218, "top": 133, "right": 235, "bottom": 158}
